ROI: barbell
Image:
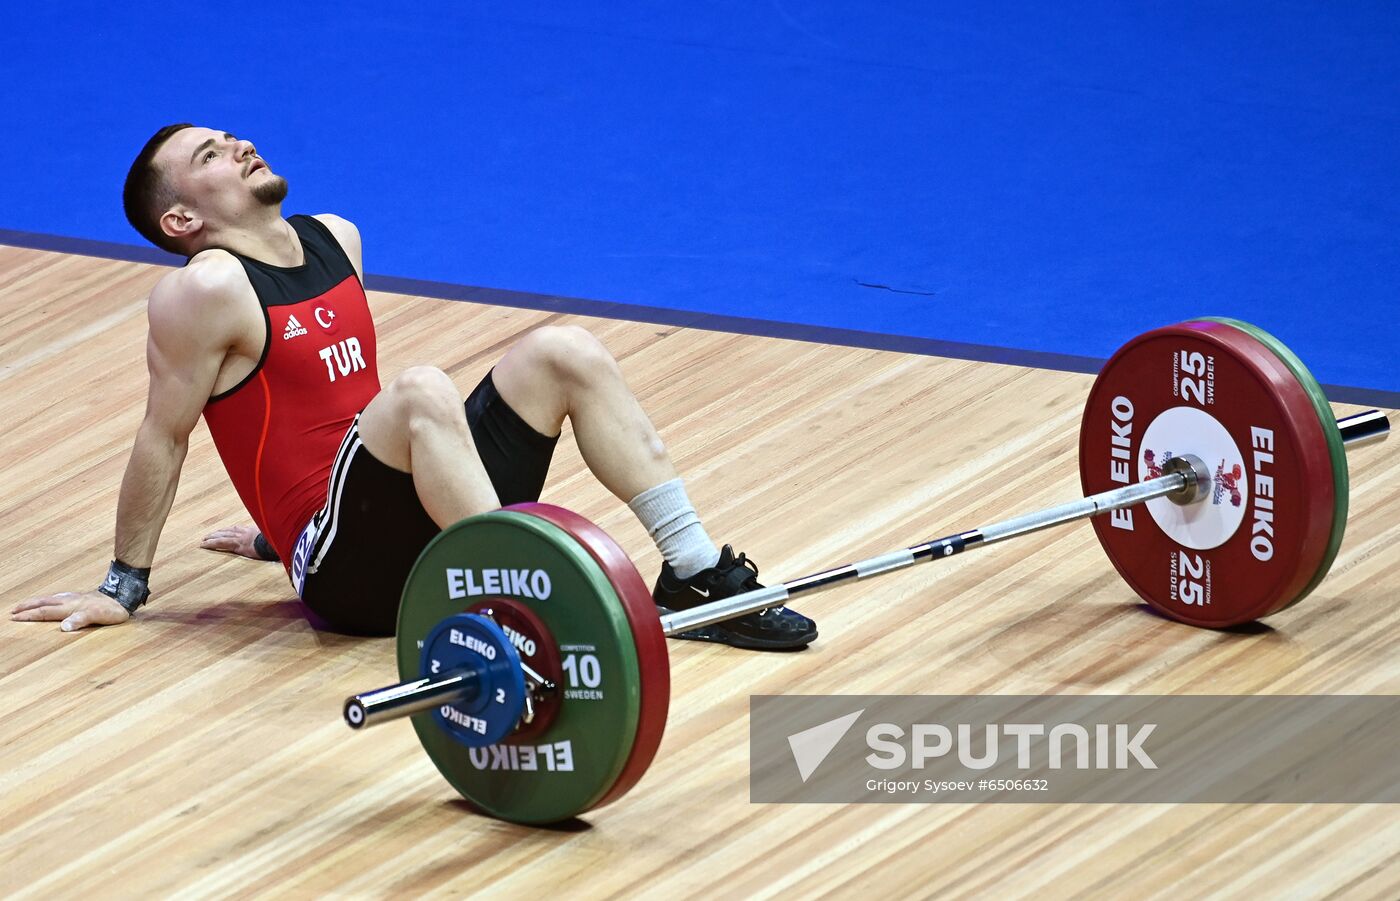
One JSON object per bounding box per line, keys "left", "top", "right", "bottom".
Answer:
{"left": 341, "top": 318, "right": 1390, "bottom": 824}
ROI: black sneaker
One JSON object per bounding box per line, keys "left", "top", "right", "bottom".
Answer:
{"left": 653, "top": 545, "right": 817, "bottom": 651}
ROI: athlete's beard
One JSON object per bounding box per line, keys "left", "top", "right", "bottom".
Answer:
{"left": 251, "top": 174, "right": 289, "bottom": 206}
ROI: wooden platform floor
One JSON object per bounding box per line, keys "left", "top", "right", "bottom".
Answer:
{"left": 2, "top": 245, "right": 1398, "bottom": 899}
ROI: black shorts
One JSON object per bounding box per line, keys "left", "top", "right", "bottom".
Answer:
{"left": 292, "top": 370, "right": 558, "bottom": 636}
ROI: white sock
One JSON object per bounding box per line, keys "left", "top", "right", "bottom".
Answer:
{"left": 628, "top": 479, "right": 721, "bottom": 579}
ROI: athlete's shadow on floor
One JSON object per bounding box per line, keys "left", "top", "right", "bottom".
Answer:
{"left": 140, "top": 596, "right": 377, "bottom": 650}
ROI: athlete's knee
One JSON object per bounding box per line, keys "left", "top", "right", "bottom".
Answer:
{"left": 388, "top": 365, "right": 462, "bottom": 425}
{"left": 525, "top": 325, "right": 618, "bottom": 386}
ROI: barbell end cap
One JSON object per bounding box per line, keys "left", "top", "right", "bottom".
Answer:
{"left": 1163, "top": 454, "right": 1211, "bottom": 506}
{"left": 344, "top": 697, "right": 368, "bottom": 730}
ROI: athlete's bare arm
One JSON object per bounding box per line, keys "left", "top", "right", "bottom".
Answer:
{"left": 314, "top": 214, "right": 364, "bottom": 280}
{"left": 12, "top": 253, "right": 260, "bottom": 630}
{"left": 202, "top": 215, "right": 363, "bottom": 562}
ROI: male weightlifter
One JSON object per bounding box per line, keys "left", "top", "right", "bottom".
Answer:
{"left": 11, "top": 124, "right": 816, "bottom": 650}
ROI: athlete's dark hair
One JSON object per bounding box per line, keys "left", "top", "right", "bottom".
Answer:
{"left": 123, "top": 123, "right": 194, "bottom": 255}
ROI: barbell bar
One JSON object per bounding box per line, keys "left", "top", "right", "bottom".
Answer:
{"left": 345, "top": 408, "right": 1385, "bottom": 731}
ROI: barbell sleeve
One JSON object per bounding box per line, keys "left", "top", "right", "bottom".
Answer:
{"left": 342, "top": 660, "right": 555, "bottom": 731}
{"left": 344, "top": 669, "right": 479, "bottom": 730}
{"left": 661, "top": 408, "right": 1389, "bottom": 638}
{"left": 1338, "top": 409, "right": 1388, "bottom": 448}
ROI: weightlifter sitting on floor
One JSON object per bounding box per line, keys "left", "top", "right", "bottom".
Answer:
{"left": 11, "top": 124, "right": 816, "bottom": 651}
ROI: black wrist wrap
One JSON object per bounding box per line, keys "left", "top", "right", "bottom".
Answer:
{"left": 253, "top": 532, "right": 280, "bottom": 562}
{"left": 97, "top": 559, "right": 151, "bottom": 613}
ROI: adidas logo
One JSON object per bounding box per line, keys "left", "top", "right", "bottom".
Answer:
{"left": 283, "top": 315, "right": 308, "bottom": 340}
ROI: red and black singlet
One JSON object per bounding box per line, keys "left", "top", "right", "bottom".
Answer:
{"left": 202, "top": 215, "right": 380, "bottom": 568}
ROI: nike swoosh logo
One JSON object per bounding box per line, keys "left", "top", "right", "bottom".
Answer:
{"left": 692, "top": 586, "right": 711, "bottom": 598}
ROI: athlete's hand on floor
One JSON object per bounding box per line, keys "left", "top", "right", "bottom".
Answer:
{"left": 11, "top": 591, "right": 130, "bottom": 631}
{"left": 201, "top": 525, "right": 264, "bottom": 559}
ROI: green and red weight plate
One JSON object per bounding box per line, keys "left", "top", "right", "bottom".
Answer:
{"left": 396, "top": 504, "right": 669, "bottom": 824}
{"left": 1199, "top": 317, "right": 1349, "bottom": 613}
{"left": 508, "top": 504, "right": 670, "bottom": 811}
{"left": 1080, "top": 319, "right": 1346, "bottom": 627}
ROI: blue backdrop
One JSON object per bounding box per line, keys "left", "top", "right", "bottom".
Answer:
{"left": 3, "top": 2, "right": 1397, "bottom": 399}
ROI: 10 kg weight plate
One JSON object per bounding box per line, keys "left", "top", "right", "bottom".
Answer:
{"left": 398, "top": 510, "right": 649, "bottom": 823}
{"left": 508, "top": 504, "right": 670, "bottom": 812}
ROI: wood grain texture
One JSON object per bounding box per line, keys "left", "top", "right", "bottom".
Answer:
{"left": 2, "top": 246, "right": 1397, "bottom": 900}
